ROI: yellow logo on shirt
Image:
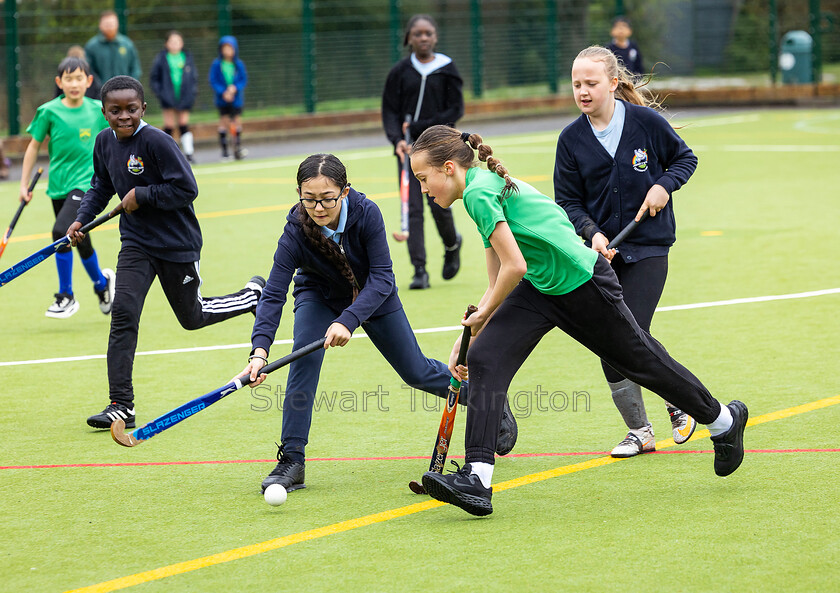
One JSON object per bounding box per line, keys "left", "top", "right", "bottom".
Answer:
{"left": 79, "top": 128, "right": 91, "bottom": 139}
{"left": 119, "top": 47, "right": 127, "bottom": 56}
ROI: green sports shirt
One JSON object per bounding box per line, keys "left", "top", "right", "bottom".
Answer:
{"left": 26, "top": 96, "right": 108, "bottom": 199}
{"left": 167, "top": 51, "right": 186, "bottom": 101}
{"left": 463, "top": 167, "right": 597, "bottom": 295}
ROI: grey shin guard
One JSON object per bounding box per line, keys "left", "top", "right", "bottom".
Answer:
{"left": 609, "top": 379, "right": 649, "bottom": 430}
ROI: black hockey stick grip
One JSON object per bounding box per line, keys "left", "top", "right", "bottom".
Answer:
{"left": 5, "top": 168, "right": 42, "bottom": 235}
{"left": 252, "top": 337, "right": 327, "bottom": 382}
{"left": 78, "top": 203, "right": 124, "bottom": 235}
{"left": 607, "top": 209, "right": 650, "bottom": 250}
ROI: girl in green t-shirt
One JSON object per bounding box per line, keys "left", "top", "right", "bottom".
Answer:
{"left": 409, "top": 124, "right": 748, "bottom": 516}
{"left": 149, "top": 31, "right": 198, "bottom": 162}
{"left": 18, "top": 57, "right": 114, "bottom": 319}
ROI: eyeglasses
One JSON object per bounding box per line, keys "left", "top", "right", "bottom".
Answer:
{"left": 298, "top": 185, "right": 346, "bottom": 209}
{"left": 299, "top": 197, "right": 338, "bottom": 209}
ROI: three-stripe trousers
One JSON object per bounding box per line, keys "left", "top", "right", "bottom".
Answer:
{"left": 107, "top": 245, "right": 258, "bottom": 405}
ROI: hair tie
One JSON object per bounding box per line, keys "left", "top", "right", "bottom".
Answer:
{"left": 460, "top": 132, "right": 471, "bottom": 143}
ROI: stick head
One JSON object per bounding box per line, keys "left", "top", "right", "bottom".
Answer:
{"left": 110, "top": 419, "right": 142, "bottom": 447}
{"left": 408, "top": 480, "right": 427, "bottom": 495}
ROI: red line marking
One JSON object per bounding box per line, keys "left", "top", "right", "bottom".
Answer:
{"left": 1, "top": 448, "right": 838, "bottom": 470}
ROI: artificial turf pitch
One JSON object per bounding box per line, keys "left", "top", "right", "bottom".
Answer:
{"left": 1, "top": 108, "right": 838, "bottom": 592}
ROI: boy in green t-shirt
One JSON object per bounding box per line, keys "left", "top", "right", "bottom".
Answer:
{"left": 19, "top": 57, "right": 114, "bottom": 319}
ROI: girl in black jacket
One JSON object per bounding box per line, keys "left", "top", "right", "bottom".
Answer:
{"left": 382, "top": 14, "right": 464, "bottom": 289}
{"left": 150, "top": 31, "right": 197, "bottom": 161}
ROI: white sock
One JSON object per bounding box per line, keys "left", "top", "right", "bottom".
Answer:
{"left": 181, "top": 131, "right": 194, "bottom": 156}
{"left": 469, "top": 462, "right": 494, "bottom": 488}
{"left": 706, "top": 403, "right": 733, "bottom": 436}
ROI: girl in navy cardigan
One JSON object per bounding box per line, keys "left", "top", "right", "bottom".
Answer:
{"left": 554, "top": 46, "right": 699, "bottom": 458}
{"left": 239, "top": 154, "right": 516, "bottom": 494}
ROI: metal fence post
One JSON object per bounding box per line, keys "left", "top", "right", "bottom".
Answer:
{"left": 4, "top": 0, "right": 20, "bottom": 135}
{"left": 390, "top": 0, "right": 401, "bottom": 66}
{"left": 547, "top": 0, "right": 558, "bottom": 94}
{"left": 302, "top": 0, "right": 316, "bottom": 112}
{"left": 114, "top": 0, "right": 127, "bottom": 35}
{"left": 809, "top": 0, "right": 822, "bottom": 84}
{"left": 470, "top": 0, "right": 483, "bottom": 98}
{"left": 218, "top": 0, "right": 232, "bottom": 37}
{"left": 769, "top": 0, "right": 778, "bottom": 84}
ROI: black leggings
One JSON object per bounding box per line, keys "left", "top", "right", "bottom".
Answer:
{"left": 601, "top": 255, "right": 668, "bottom": 383}
{"left": 52, "top": 190, "right": 93, "bottom": 258}
{"left": 463, "top": 256, "right": 721, "bottom": 464}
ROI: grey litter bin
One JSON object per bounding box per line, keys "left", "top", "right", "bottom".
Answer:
{"left": 779, "top": 30, "right": 813, "bottom": 84}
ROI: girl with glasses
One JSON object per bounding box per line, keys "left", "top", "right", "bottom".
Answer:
{"left": 238, "top": 153, "right": 517, "bottom": 495}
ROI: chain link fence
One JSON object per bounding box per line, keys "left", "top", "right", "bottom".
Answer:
{"left": 2, "top": 0, "right": 838, "bottom": 134}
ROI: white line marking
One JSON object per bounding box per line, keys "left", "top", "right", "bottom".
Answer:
{"left": 682, "top": 145, "right": 840, "bottom": 153}
{"left": 2, "top": 288, "right": 838, "bottom": 368}
{"left": 656, "top": 288, "right": 840, "bottom": 312}
{"left": 673, "top": 114, "right": 762, "bottom": 128}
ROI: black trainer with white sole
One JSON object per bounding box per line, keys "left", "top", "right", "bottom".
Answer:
{"left": 45, "top": 293, "right": 79, "bottom": 319}
{"left": 96, "top": 268, "right": 116, "bottom": 315}
{"left": 711, "top": 400, "right": 748, "bottom": 476}
{"left": 496, "top": 396, "right": 518, "bottom": 456}
{"left": 422, "top": 462, "right": 493, "bottom": 516}
{"left": 87, "top": 402, "right": 136, "bottom": 429}
{"left": 261, "top": 443, "right": 306, "bottom": 493}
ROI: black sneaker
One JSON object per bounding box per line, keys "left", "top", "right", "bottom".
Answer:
{"left": 95, "top": 268, "right": 116, "bottom": 315}
{"left": 422, "top": 461, "right": 493, "bottom": 516}
{"left": 87, "top": 402, "right": 135, "bottom": 429}
{"left": 45, "top": 293, "right": 79, "bottom": 319}
{"left": 409, "top": 266, "right": 430, "bottom": 290}
{"left": 710, "top": 400, "right": 748, "bottom": 477}
{"left": 261, "top": 443, "right": 306, "bottom": 493}
{"left": 234, "top": 147, "right": 248, "bottom": 160}
{"left": 496, "top": 396, "right": 518, "bottom": 456}
{"left": 442, "top": 233, "right": 462, "bottom": 280}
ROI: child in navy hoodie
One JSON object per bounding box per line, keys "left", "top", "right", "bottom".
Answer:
{"left": 68, "top": 76, "right": 264, "bottom": 430}
{"left": 554, "top": 46, "right": 699, "bottom": 458}
{"left": 209, "top": 35, "right": 248, "bottom": 159}
{"left": 237, "top": 153, "right": 517, "bottom": 494}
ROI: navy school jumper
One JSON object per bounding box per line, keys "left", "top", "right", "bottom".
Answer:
{"left": 251, "top": 189, "right": 464, "bottom": 458}
{"left": 553, "top": 100, "right": 697, "bottom": 264}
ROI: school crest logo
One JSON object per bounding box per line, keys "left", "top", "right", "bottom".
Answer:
{"left": 632, "top": 148, "right": 648, "bottom": 172}
{"left": 79, "top": 128, "right": 91, "bottom": 139}
{"left": 127, "top": 154, "right": 145, "bottom": 175}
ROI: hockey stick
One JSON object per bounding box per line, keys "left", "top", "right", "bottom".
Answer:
{"left": 606, "top": 209, "right": 650, "bottom": 250}
{"left": 0, "top": 203, "right": 123, "bottom": 288}
{"left": 409, "top": 305, "right": 477, "bottom": 494}
{"left": 0, "top": 167, "right": 42, "bottom": 260}
{"left": 111, "top": 338, "right": 327, "bottom": 447}
{"left": 392, "top": 115, "right": 412, "bottom": 242}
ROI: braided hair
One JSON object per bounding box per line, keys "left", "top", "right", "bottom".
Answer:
{"left": 296, "top": 154, "right": 359, "bottom": 301}
{"left": 411, "top": 125, "right": 518, "bottom": 202}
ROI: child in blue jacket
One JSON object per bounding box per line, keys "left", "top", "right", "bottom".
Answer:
{"left": 208, "top": 35, "right": 247, "bottom": 160}
{"left": 554, "top": 46, "right": 699, "bottom": 458}
{"left": 239, "top": 153, "right": 517, "bottom": 494}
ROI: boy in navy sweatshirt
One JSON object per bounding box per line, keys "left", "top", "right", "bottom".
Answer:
{"left": 68, "top": 76, "right": 264, "bottom": 430}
